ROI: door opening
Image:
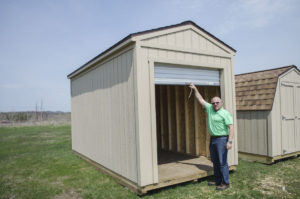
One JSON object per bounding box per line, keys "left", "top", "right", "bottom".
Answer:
{"left": 155, "top": 84, "right": 220, "bottom": 182}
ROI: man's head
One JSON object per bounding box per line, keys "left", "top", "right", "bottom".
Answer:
{"left": 211, "top": 96, "right": 222, "bottom": 111}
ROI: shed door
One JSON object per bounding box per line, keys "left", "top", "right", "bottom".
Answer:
{"left": 154, "top": 64, "right": 220, "bottom": 86}
{"left": 280, "top": 82, "right": 299, "bottom": 154}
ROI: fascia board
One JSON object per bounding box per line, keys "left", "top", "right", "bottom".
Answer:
{"left": 68, "top": 38, "right": 134, "bottom": 79}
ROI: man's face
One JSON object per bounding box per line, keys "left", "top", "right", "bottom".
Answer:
{"left": 211, "top": 97, "right": 222, "bottom": 111}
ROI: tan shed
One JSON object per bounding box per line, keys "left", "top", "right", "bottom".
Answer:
{"left": 68, "top": 21, "right": 238, "bottom": 194}
{"left": 236, "top": 65, "right": 300, "bottom": 164}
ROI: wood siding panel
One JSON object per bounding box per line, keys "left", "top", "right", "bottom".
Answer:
{"left": 143, "top": 29, "right": 228, "bottom": 55}
{"left": 270, "top": 82, "right": 282, "bottom": 156}
{"left": 71, "top": 49, "right": 137, "bottom": 183}
{"left": 237, "top": 112, "right": 245, "bottom": 152}
{"left": 280, "top": 70, "right": 300, "bottom": 83}
{"left": 237, "top": 111, "right": 269, "bottom": 156}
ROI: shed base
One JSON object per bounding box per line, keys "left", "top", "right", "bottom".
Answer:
{"left": 73, "top": 150, "right": 236, "bottom": 195}
{"left": 239, "top": 151, "right": 300, "bottom": 164}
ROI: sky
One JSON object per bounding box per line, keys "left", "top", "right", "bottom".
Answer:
{"left": 1, "top": 0, "right": 300, "bottom": 112}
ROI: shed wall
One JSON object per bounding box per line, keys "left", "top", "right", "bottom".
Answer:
{"left": 281, "top": 69, "right": 300, "bottom": 83}
{"left": 134, "top": 27, "right": 237, "bottom": 186}
{"left": 269, "top": 81, "right": 282, "bottom": 156}
{"left": 71, "top": 48, "right": 138, "bottom": 183}
{"left": 237, "top": 110, "right": 269, "bottom": 156}
{"left": 270, "top": 69, "right": 300, "bottom": 156}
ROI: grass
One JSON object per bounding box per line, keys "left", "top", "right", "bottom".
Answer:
{"left": 0, "top": 125, "right": 299, "bottom": 199}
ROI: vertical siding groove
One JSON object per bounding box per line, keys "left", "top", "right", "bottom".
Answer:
{"left": 71, "top": 48, "right": 138, "bottom": 183}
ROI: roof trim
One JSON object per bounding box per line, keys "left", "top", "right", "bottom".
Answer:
{"left": 236, "top": 65, "right": 297, "bottom": 76}
{"left": 129, "top": 20, "right": 236, "bottom": 52}
{"left": 68, "top": 20, "right": 236, "bottom": 79}
{"left": 278, "top": 65, "right": 300, "bottom": 78}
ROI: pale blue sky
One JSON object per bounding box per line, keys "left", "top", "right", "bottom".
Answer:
{"left": 1, "top": 0, "right": 300, "bottom": 112}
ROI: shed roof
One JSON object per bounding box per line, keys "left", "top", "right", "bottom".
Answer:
{"left": 235, "top": 65, "right": 298, "bottom": 111}
{"left": 68, "top": 21, "right": 236, "bottom": 79}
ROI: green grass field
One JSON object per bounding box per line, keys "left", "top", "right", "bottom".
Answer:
{"left": 0, "top": 125, "right": 299, "bottom": 199}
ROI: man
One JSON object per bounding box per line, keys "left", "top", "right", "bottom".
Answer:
{"left": 189, "top": 83, "right": 234, "bottom": 191}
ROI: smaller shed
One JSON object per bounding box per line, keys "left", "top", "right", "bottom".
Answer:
{"left": 236, "top": 65, "right": 300, "bottom": 164}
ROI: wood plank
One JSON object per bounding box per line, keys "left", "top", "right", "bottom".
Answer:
{"left": 184, "top": 86, "right": 195, "bottom": 154}
{"left": 167, "top": 86, "right": 177, "bottom": 151}
{"left": 194, "top": 87, "right": 201, "bottom": 156}
{"left": 204, "top": 87, "right": 210, "bottom": 157}
{"left": 196, "top": 86, "right": 207, "bottom": 156}
{"left": 175, "top": 86, "right": 186, "bottom": 153}
{"left": 159, "top": 86, "right": 169, "bottom": 150}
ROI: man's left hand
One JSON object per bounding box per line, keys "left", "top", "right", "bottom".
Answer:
{"left": 226, "top": 142, "right": 232, "bottom": 150}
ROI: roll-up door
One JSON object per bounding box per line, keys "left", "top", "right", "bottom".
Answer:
{"left": 154, "top": 64, "right": 220, "bottom": 86}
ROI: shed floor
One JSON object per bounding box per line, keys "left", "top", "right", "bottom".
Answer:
{"left": 157, "top": 150, "right": 213, "bottom": 183}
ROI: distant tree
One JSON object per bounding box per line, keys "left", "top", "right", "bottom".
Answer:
{"left": 5, "top": 113, "right": 11, "bottom": 121}
{"left": 35, "top": 102, "right": 39, "bottom": 121}
{"left": 40, "top": 99, "right": 43, "bottom": 121}
{"left": 35, "top": 99, "right": 45, "bottom": 121}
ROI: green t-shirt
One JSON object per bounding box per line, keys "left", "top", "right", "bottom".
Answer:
{"left": 205, "top": 102, "right": 233, "bottom": 136}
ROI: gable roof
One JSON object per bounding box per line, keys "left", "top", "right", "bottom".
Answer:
{"left": 235, "top": 65, "right": 298, "bottom": 111}
{"left": 68, "top": 21, "right": 236, "bottom": 79}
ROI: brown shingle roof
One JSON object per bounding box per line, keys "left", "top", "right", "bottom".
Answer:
{"left": 235, "top": 65, "right": 297, "bottom": 110}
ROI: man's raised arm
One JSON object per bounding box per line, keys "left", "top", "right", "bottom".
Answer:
{"left": 189, "top": 83, "right": 207, "bottom": 108}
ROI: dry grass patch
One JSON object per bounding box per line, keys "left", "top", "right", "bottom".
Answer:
{"left": 254, "top": 176, "right": 288, "bottom": 196}
{"left": 53, "top": 189, "right": 83, "bottom": 199}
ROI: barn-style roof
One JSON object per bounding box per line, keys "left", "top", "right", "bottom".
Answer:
{"left": 235, "top": 65, "right": 298, "bottom": 111}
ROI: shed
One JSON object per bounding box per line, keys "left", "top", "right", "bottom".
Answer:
{"left": 236, "top": 65, "right": 300, "bottom": 164}
{"left": 67, "top": 21, "right": 238, "bottom": 194}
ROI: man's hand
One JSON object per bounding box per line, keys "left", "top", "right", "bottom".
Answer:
{"left": 227, "top": 125, "right": 234, "bottom": 150}
{"left": 188, "top": 83, "right": 206, "bottom": 107}
{"left": 189, "top": 83, "right": 196, "bottom": 90}
{"left": 226, "top": 142, "right": 232, "bottom": 150}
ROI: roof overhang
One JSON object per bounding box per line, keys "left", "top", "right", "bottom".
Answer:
{"left": 68, "top": 21, "right": 237, "bottom": 79}
{"left": 67, "top": 37, "right": 134, "bottom": 79}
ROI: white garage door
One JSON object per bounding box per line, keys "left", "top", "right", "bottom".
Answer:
{"left": 154, "top": 64, "right": 220, "bottom": 86}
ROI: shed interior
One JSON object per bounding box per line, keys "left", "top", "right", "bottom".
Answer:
{"left": 155, "top": 85, "right": 220, "bottom": 182}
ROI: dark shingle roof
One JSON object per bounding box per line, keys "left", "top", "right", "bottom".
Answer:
{"left": 235, "top": 65, "right": 298, "bottom": 110}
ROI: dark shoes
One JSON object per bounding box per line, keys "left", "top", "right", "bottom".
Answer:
{"left": 208, "top": 181, "right": 219, "bottom": 186}
{"left": 216, "top": 183, "right": 230, "bottom": 191}
{"left": 208, "top": 181, "right": 230, "bottom": 190}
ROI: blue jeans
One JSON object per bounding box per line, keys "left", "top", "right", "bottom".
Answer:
{"left": 209, "top": 136, "right": 229, "bottom": 185}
